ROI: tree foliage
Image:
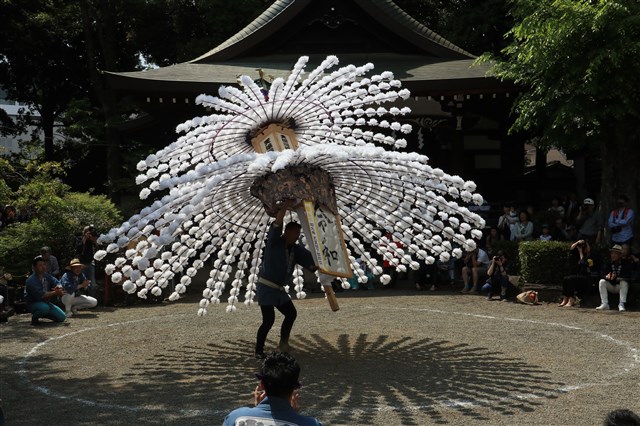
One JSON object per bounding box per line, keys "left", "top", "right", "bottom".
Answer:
{"left": 480, "top": 0, "right": 640, "bottom": 240}
{"left": 0, "top": 160, "right": 122, "bottom": 278}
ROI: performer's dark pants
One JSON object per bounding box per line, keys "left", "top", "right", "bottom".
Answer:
{"left": 256, "top": 301, "right": 297, "bottom": 353}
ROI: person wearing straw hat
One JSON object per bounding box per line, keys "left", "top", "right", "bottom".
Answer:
{"left": 596, "top": 245, "right": 632, "bottom": 312}
{"left": 60, "top": 258, "right": 97, "bottom": 317}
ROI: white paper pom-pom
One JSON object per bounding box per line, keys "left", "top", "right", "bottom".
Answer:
{"left": 111, "top": 272, "right": 123, "bottom": 284}
{"left": 0, "top": 295, "right": 4, "bottom": 304}
{"left": 168, "top": 292, "right": 180, "bottom": 301}
{"left": 94, "top": 250, "right": 107, "bottom": 261}
{"left": 151, "top": 286, "right": 162, "bottom": 297}
{"left": 380, "top": 274, "right": 391, "bottom": 285}
{"left": 296, "top": 291, "right": 307, "bottom": 299}
{"left": 122, "top": 281, "right": 136, "bottom": 293}
{"left": 105, "top": 264, "right": 116, "bottom": 275}
{"left": 198, "top": 307, "right": 207, "bottom": 316}
{"left": 137, "top": 288, "right": 148, "bottom": 299}
{"left": 225, "top": 305, "right": 237, "bottom": 313}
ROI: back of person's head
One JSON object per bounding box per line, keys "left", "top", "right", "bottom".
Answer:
{"left": 258, "top": 352, "right": 301, "bottom": 398}
{"left": 604, "top": 409, "right": 640, "bottom": 426}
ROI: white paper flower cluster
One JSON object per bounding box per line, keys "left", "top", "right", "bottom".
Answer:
{"left": 96, "top": 56, "right": 485, "bottom": 314}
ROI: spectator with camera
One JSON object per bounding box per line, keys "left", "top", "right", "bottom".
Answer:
{"left": 481, "top": 251, "right": 510, "bottom": 301}
{"left": 607, "top": 194, "right": 634, "bottom": 246}
{"left": 77, "top": 225, "right": 98, "bottom": 298}
{"left": 24, "top": 256, "right": 66, "bottom": 325}
{"left": 560, "top": 239, "right": 595, "bottom": 308}
{"left": 596, "top": 245, "right": 632, "bottom": 312}
{"left": 60, "top": 258, "right": 97, "bottom": 318}
{"left": 460, "top": 246, "right": 490, "bottom": 293}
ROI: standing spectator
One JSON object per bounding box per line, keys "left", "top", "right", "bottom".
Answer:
{"left": 596, "top": 245, "right": 632, "bottom": 312}
{"left": 497, "top": 204, "right": 518, "bottom": 241}
{"left": 576, "top": 198, "right": 603, "bottom": 245}
{"left": 551, "top": 217, "right": 570, "bottom": 242}
{"left": 24, "top": 256, "right": 66, "bottom": 325}
{"left": 77, "top": 225, "right": 98, "bottom": 297}
{"left": 460, "top": 247, "right": 490, "bottom": 293}
{"left": 539, "top": 224, "right": 552, "bottom": 241}
{"left": 513, "top": 211, "right": 534, "bottom": 242}
{"left": 60, "top": 258, "right": 97, "bottom": 317}
{"left": 607, "top": 194, "right": 634, "bottom": 246}
{"left": 223, "top": 352, "right": 322, "bottom": 426}
{"left": 560, "top": 240, "right": 595, "bottom": 308}
{"left": 563, "top": 193, "right": 579, "bottom": 225}
{"left": 40, "top": 246, "right": 60, "bottom": 278}
{"left": 481, "top": 251, "right": 510, "bottom": 301}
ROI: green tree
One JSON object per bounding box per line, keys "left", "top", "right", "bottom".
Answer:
{"left": 0, "top": 160, "right": 122, "bottom": 277}
{"left": 480, "top": 0, "right": 640, "bottom": 239}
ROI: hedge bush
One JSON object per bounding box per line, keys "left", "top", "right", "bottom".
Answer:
{"left": 519, "top": 241, "right": 572, "bottom": 284}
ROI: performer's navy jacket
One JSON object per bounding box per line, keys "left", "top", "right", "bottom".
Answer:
{"left": 260, "top": 223, "right": 315, "bottom": 286}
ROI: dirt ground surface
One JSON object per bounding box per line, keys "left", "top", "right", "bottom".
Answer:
{"left": 1, "top": 287, "right": 639, "bottom": 426}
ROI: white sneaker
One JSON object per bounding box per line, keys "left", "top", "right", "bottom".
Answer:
{"left": 595, "top": 303, "right": 609, "bottom": 310}
{"left": 618, "top": 303, "right": 626, "bottom": 312}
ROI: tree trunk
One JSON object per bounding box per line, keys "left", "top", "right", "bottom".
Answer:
{"left": 599, "top": 123, "right": 640, "bottom": 248}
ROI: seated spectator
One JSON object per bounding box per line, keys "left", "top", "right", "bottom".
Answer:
{"left": 485, "top": 226, "right": 501, "bottom": 254}
{"left": 512, "top": 211, "right": 534, "bottom": 242}
{"left": 481, "top": 251, "right": 510, "bottom": 301}
{"left": 60, "top": 258, "right": 98, "bottom": 317}
{"left": 551, "top": 217, "right": 570, "bottom": 242}
{"left": 539, "top": 224, "right": 553, "bottom": 241}
{"left": 40, "top": 246, "right": 60, "bottom": 278}
{"left": 596, "top": 245, "right": 632, "bottom": 312}
{"left": 223, "top": 352, "right": 322, "bottom": 426}
{"left": 460, "top": 247, "right": 490, "bottom": 293}
{"left": 24, "top": 256, "right": 66, "bottom": 325}
{"left": 547, "top": 197, "right": 565, "bottom": 219}
{"left": 560, "top": 240, "right": 595, "bottom": 308}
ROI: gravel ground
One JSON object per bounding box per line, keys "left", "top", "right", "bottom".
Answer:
{"left": 1, "top": 287, "right": 639, "bottom": 426}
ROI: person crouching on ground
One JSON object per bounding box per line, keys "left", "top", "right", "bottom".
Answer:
{"left": 481, "top": 251, "right": 509, "bottom": 301}
{"left": 596, "top": 245, "right": 631, "bottom": 312}
{"left": 223, "top": 351, "right": 322, "bottom": 426}
{"left": 255, "top": 199, "right": 318, "bottom": 359}
{"left": 60, "top": 258, "right": 97, "bottom": 318}
{"left": 24, "top": 255, "right": 66, "bottom": 325}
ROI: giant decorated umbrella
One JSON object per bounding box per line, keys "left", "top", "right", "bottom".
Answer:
{"left": 95, "top": 55, "right": 486, "bottom": 314}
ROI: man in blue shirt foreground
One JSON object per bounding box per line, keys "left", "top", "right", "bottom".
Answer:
{"left": 24, "top": 255, "right": 66, "bottom": 325}
{"left": 223, "top": 352, "right": 322, "bottom": 426}
{"left": 255, "top": 199, "right": 318, "bottom": 359}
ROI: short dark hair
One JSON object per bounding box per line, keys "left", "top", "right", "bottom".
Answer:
{"left": 285, "top": 222, "right": 302, "bottom": 231}
{"left": 257, "top": 352, "right": 301, "bottom": 398}
{"left": 32, "top": 255, "right": 45, "bottom": 267}
{"left": 618, "top": 195, "right": 629, "bottom": 203}
{"left": 604, "top": 409, "right": 640, "bottom": 426}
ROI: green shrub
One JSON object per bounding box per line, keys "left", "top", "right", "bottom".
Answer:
{"left": 519, "top": 241, "right": 571, "bottom": 284}
{"left": 490, "top": 240, "right": 521, "bottom": 275}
